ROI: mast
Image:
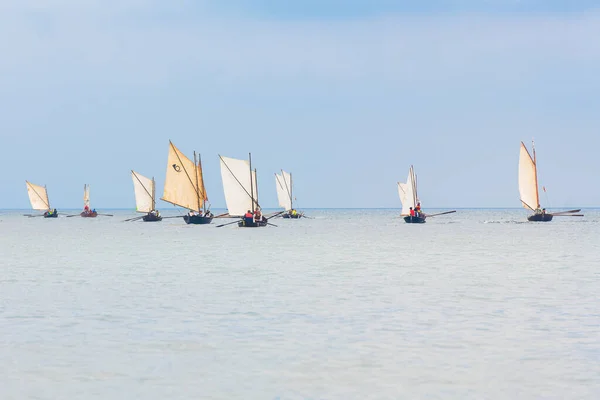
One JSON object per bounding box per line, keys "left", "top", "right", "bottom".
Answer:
{"left": 194, "top": 151, "right": 201, "bottom": 212}
{"left": 290, "top": 172, "right": 293, "bottom": 209}
{"left": 254, "top": 168, "right": 259, "bottom": 209}
{"left": 198, "top": 153, "right": 207, "bottom": 213}
{"left": 151, "top": 177, "right": 156, "bottom": 210}
{"left": 249, "top": 152, "right": 254, "bottom": 212}
{"left": 532, "top": 139, "right": 540, "bottom": 208}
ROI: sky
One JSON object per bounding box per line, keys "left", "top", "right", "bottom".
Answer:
{"left": 1, "top": 0, "right": 599, "bottom": 209}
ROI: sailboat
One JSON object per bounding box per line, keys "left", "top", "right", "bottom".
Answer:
{"left": 25, "top": 181, "right": 57, "bottom": 218}
{"left": 518, "top": 140, "right": 582, "bottom": 221}
{"left": 275, "top": 170, "right": 302, "bottom": 218}
{"left": 397, "top": 165, "right": 456, "bottom": 224}
{"left": 131, "top": 170, "right": 162, "bottom": 222}
{"left": 161, "top": 141, "right": 213, "bottom": 224}
{"left": 80, "top": 184, "right": 97, "bottom": 217}
{"left": 219, "top": 153, "right": 267, "bottom": 227}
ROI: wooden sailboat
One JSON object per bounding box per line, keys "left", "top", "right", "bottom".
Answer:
{"left": 131, "top": 171, "right": 162, "bottom": 222}
{"left": 219, "top": 153, "right": 267, "bottom": 227}
{"left": 80, "top": 184, "right": 97, "bottom": 217}
{"left": 518, "top": 140, "right": 582, "bottom": 221}
{"left": 25, "top": 181, "right": 57, "bottom": 218}
{"left": 161, "top": 141, "right": 213, "bottom": 225}
{"left": 397, "top": 165, "right": 456, "bottom": 224}
{"left": 275, "top": 170, "right": 302, "bottom": 218}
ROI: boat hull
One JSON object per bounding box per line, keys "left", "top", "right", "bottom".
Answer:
{"left": 43, "top": 212, "right": 58, "bottom": 218}
{"left": 183, "top": 215, "right": 213, "bottom": 225}
{"left": 80, "top": 211, "right": 98, "bottom": 218}
{"left": 238, "top": 218, "right": 268, "bottom": 227}
{"left": 143, "top": 213, "right": 162, "bottom": 222}
{"left": 282, "top": 213, "right": 302, "bottom": 219}
{"left": 404, "top": 215, "right": 426, "bottom": 224}
{"left": 527, "top": 214, "right": 553, "bottom": 222}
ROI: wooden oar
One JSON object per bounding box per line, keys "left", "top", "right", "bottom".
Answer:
{"left": 25, "top": 214, "right": 44, "bottom": 218}
{"left": 424, "top": 210, "right": 456, "bottom": 218}
{"left": 267, "top": 222, "right": 278, "bottom": 227}
{"left": 161, "top": 215, "right": 185, "bottom": 219}
{"left": 97, "top": 213, "right": 113, "bottom": 217}
{"left": 551, "top": 214, "right": 584, "bottom": 217}
{"left": 213, "top": 213, "right": 230, "bottom": 218}
{"left": 550, "top": 209, "right": 581, "bottom": 215}
{"left": 266, "top": 211, "right": 284, "bottom": 220}
{"left": 123, "top": 215, "right": 144, "bottom": 222}
{"left": 216, "top": 219, "right": 241, "bottom": 228}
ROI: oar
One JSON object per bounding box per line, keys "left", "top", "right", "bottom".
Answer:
{"left": 551, "top": 214, "right": 584, "bottom": 217}
{"left": 424, "top": 210, "right": 457, "bottom": 218}
{"left": 213, "top": 213, "right": 230, "bottom": 218}
{"left": 123, "top": 215, "right": 144, "bottom": 222}
{"left": 267, "top": 222, "right": 278, "bottom": 227}
{"left": 97, "top": 213, "right": 113, "bottom": 217}
{"left": 266, "top": 211, "right": 285, "bottom": 220}
{"left": 216, "top": 219, "right": 241, "bottom": 228}
{"left": 550, "top": 209, "right": 581, "bottom": 216}
{"left": 25, "top": 214, "right": 44, "bottom": 218}
{"left": 161, "top": 215, "right": 185, "bottom": 219}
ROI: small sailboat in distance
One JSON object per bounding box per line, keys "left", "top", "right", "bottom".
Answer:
{"left": 275, "top": 170, "right": 303, "bottom": 218}
{"left": 161, "top": 141, "right": 213, "bottom": 224}
{"left": 25, "top": 181, "right": 58, "bottom": 218}
{"left": 518, "top": 140, "right": 582, "bottom": 221}
{"left": 398, "top": 165, "right": 455, "bottom": 223}
{"left": 219, "top": 153, "right": 269, "bottom": 227}
{"left": 131, "top": 171, "right": 162, "bottom": 222}
{"left": 80, "top": 184, "right": 97, "bottom": 217}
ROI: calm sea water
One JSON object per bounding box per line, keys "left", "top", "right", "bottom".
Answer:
{"left": 1, "top": 208, "right": 599, "bottom": 399}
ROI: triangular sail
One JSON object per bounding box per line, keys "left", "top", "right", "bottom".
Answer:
{"left": 26, "top": 181, "right": 50, "bottom": 211}
{"left": 399, "top": 166, "right": 417, "bottom": 216}
{"left": 83, "top": 184, "right": 90, "bottom": 209}
{"left": 518, "top": 142, "right": 539, "bottom": 210}
{"left": 131, "top": 171, "right": 155, "bottom": 213}
{"left": 275, "top": 171, "right": 293, "bottom": 211}
{"left": 162, "top": 141, "right": 205, "bottom": 212}
{"left": 219, "top": 155, "right": 257, "bottom": 217}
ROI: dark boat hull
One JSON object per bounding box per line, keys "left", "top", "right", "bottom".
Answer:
{"left": 80, "top": 211, "right": 98, "bottom": 218}
{"left": 238, "top": 218, "right": 268, "bottom": 227}
{"left": 282, "top": 213, "right": 301, "bottom": 219}
{"left": 183, "top": 215, "right": 213, "bottom": 225}
{"left": 43, "top": 212, "right": 58, "bottom": 218}
{"left": 143, "top": 213, "right": 162, "bottom": 222}
{"left": 527, "top": 214, "right": 553, "bottom": 222}
{"left": 404, "top": 215, "right": 426, "bottom": 224}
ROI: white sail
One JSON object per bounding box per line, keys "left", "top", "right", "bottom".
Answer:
{"left": 275, "top": 171, "right": 293, "bottom": 211}
{"left": 400, "top": 167, "right": 417, "bottom": 216}
{"left": 518, "top": 142, "right": 539, "bottom": 210}
{"left": 26, "top": 181, "right": 50, "bottom": 211}
{"left": 162, "top": 141, "right": 205, "bottom": 212}
{"left": 220, "top": 155, "right": 255, "bottom": 217}
{"left": 251, "top": 169, "right": 259, "bottom": 210}
{"left": 131, "top": 171, "right": 154, "bottom": 213}
{"left": 83, "top": 184, "right": 90, "bottom": 209}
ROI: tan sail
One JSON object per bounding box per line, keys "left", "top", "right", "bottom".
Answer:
{"left": 161, "top": 141, "right": 205, "bottom": 212}
{"left": 26, "top": 181, "right": 50, "bottom": 211}
{"left": 83, "top": 184, "right": 90, "bottom": 209}
{"left": 131, "top": 171, "right": 154, "bottom": 213}
{"left": 518, "top": 142, "right": 539, "bottom": 210}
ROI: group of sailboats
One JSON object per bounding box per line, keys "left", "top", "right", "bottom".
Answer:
{"left": 24, "top": 182, "right": 111, "bottom": 218}
{"left": 127, "top": 141, "right": 302, "bottom": 227}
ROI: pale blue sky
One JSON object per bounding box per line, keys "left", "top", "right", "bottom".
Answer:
{"left": 1, "top": 1, "right": 599, "bottom": 209}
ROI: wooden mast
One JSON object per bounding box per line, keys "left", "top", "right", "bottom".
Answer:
{"left": 151, "top": 177, "right": 156, "bottom": 211}
{"left": 532, "top": 139, "right": 540, "bottom": 209}
{"left": 198, "top": 153, "right": 206, "bottom": 213}
{"left": 290, "top": 172, "right": 293, "bottom": 210}
{"left": 193, "top": 151, "right": 201, "bottom": 213}
{"left": 249, "top": 152, "right": 255, "bottom": 213}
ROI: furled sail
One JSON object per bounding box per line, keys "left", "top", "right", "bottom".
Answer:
{"left": 131, "top": 171, "right": 154, "bottom": 213}
{"left": 162, "top": 141, "right": 205, "bottom": 212}
{"left": 400, "top": 166, "right": 417, "bottom": 216}
{"left": 26, "top": 181, "right": 50, "bottom": 211}
{"left": 219, "top": 155, "right": 256, "bottom": 217}
{"left": 83, "top": 184, "right": 90, "bottom": 209}
{"left": 518, "top": 142, "right": 539, "bottom": 210}
{"left": 275, "top": 171, "right": 293, "bottom": 211}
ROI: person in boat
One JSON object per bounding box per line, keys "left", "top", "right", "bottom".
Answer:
{"left": 244, "top": 210, "right": 253, "bottom": 225}
{"left": 84, "top": 205, "right": 90, "bottom": 213}
{"left": 409, "top": 207, "right": 415, "bottom": 217}
{"left": 253, "top": 208, "right": 262, "bottom": 222}
{"left": 534, "top": 207, "right": 543, "bottom": 215}
{"left": 291, "top": 209, "right": 297, "bottom": 216}
{"left": 188, "top": 210, "right": 196, "bottom": 217}
{"left": 415, "top": 202, "right": 422, "bottom": 216}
